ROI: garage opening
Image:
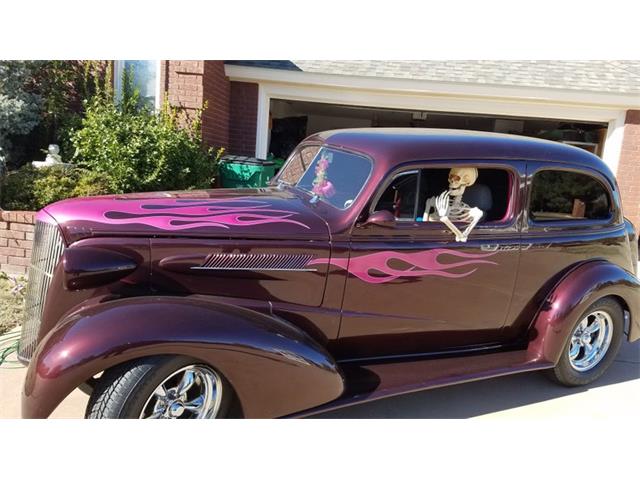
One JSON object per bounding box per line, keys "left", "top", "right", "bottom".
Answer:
{"left": 268, "top": 99, "right": 608, "bottom": 161}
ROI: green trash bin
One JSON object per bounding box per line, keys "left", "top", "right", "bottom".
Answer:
{"left": 267, "top": 153, "right": 286, "bottom": 173}
{"left": 219, "top": 155, "right": 276, "bottom": 188}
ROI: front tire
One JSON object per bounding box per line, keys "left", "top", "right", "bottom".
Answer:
{"left": 546, "top": 297, "right": 624, "bottom": 387}
{"left": 86, "top": 356, "right": 232, "bottom": 419}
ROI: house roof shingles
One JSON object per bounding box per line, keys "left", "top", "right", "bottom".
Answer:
{"left": 224, "top": 60, "right": 640, "bottom": 94}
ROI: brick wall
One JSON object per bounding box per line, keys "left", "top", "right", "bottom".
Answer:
{"left": 161, "top": 62, "right": 259, "bottom": 156}
{"left": 202, "top": 61, "right": 230, "bottom": 149}
{"left": 163, "top": 60, "right": 205, "bottom": 126}
{"left": 161, "top": 60, "right": 231, "bottom": 151}
{"left": 0, "top": 211, "right": 35, "bottom": 276}
{"left": 616, "top": 110, "right": 640, "bottom": 230}
{"left": 229, "top": 81, "right": 259, "bottom": 156}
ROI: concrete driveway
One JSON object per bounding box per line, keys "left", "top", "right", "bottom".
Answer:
{"left": 1, "top": 340, "right": 638, "bottom": 419}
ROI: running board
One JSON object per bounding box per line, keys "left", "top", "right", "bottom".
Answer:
{"left": 288, "top": 350, "right": 553, "bottom": 418}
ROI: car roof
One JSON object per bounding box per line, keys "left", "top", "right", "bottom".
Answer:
{"left": 305, "top": 128, "right": 613, "bottom": 179}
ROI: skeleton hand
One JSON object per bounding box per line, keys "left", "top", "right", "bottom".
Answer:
{"left": 435, "top": 191, "right": 450, "bottom": 219}
{"left": 468, "top": 207, "right": 483, "bottom": 221}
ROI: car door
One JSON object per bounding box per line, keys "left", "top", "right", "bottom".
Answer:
{"left": 334, "top": 160, "right": 524, "bottom": 360}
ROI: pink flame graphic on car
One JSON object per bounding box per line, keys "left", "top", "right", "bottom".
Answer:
{"left": 100, "top": 198, "right": 310, "bottom": 230}
{"left": 307, "top": 249, "right": 497, "bottom": 284}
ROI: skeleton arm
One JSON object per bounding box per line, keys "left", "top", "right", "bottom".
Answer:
{"left": 435, "top": 191, "right": 467, "bottom": 242}
{"left": 458, "top": 207, "right": 483, "bottom": 241}
{"left": 422, "top": 195, "right": 437, "bottom": 221}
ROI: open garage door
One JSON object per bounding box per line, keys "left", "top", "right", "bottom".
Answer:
{"left": 268, "top": 99, "right": 608, "bottom": 162}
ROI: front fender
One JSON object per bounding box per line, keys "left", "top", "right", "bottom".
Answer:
{"left": 526, "top": 260, "right": 640, "bottom": 365}
{"left": 22, "top": 296, "right": 345, "bottom": 418}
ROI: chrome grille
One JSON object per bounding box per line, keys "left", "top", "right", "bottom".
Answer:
{"left": 17, "top": 220, "right": 65, "bottom": 362}
{"left": 192, "top": 252, "right": 317, "bottom": 271}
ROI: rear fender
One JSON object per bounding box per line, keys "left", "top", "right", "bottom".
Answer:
{"left": 526, "top": 260, "right": 640, "bottom": 365}
{"left": 22, "top": 296, "right": 344, "bottom": 418}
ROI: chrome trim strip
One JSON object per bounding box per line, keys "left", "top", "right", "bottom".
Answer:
{"left": 195, "top": 252, "right": 317, "bottom": 272}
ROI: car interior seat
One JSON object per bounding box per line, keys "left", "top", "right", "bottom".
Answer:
{"left": 462, "top": 184, "right": 493, "bottom": 221}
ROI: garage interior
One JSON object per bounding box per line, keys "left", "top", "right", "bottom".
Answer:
{"left": 268, "top": 99, "right": 608, "bottom": 161}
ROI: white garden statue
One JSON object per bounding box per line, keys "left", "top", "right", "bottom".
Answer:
{"left": 422, "top": 167, "right": 484, "bottom": 243}
{"left": 32, "top": 144, "right": 64, "bottom": 169}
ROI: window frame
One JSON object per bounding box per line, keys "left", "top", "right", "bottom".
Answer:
{"left": 272, "top": 144, "right": 322, "bottom": 187}
{"left": 364, "top": 160, "right": 520, "bottom": 236}
{"left": 282, "top": 144, "right": 375, "bottom": 212}
{"left": 372, "top": 169, "right": 421, "bottom": 222}
{"left": 113, "top": 60, "right": 162, "bottom": 111}
{"left": 526, "top": 165, "right": 615, "bottom": 231}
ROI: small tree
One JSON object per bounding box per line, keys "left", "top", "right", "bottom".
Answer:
{"left": 0, "top": 61, "right": 42, "bottom": 162}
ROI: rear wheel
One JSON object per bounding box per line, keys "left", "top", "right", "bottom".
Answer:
{"left": 546, "top": 297, "right": 624, "bottom": 387}
{"left": 86, "top": 356, "right": 232, "bottom": 419}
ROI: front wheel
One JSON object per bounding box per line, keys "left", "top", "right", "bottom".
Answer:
{"left": 86, "top": 356, "right": 232, "bottom": 419}
{"left": 546, "top": 297, "right": 624, "bottom": 387}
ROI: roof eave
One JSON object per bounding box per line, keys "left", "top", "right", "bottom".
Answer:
{"left": 225, "top": 64, "right": 640, "bottom": 110}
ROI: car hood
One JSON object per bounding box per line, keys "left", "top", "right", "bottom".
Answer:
{"left": 42, "top": 187, "right": 330, "bottom": 244}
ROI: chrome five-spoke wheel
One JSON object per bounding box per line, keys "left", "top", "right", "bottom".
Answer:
{"left": 140, "top": 365, "right": 223, "bottom": 419}
{"left": 546, "top": 297, "right": 623, "bottom": 387}
{"left": 567, "top": 310, "right": 614, "bottom": 372}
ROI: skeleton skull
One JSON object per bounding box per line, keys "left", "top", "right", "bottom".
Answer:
{"left": 448, "top": 167, "right": 478, "bottom": 196}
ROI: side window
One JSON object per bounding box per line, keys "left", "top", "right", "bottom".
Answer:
{"left": 374, "top": 167, "right": 511, "bottom": 224}
{"left": 530, "top": 170, "right": 611, "bottom": 222}
{"left": 419, "top": 168, "right": 510, "bottom": 223}
{"left": 373, "top": 170, "right": 419, "bottom": 220}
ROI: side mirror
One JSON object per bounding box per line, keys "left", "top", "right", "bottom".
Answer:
{"left": 361, "top": 210, "right": 396, "bottom": 228}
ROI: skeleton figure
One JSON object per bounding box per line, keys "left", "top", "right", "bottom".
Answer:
{"left": 422, "top": 167, "right": 484, "bottom": 242}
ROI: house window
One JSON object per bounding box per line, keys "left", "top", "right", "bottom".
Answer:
{"left": 114, "top": 60, "right": 161, "bottom": 109}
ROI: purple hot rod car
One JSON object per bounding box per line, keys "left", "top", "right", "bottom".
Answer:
{"left": 19, "top": 128, "right": 640, "bottom": 419}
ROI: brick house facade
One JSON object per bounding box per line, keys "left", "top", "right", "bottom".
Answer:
{"left": 160, "top": 60, "right": 257, "bottom": 156}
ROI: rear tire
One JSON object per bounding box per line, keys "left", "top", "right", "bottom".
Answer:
{"left": 86, "top": 356, "right": 232, "bottom": 419}
{"left": 546, "top": 297, "right": 623, "bottom": 387}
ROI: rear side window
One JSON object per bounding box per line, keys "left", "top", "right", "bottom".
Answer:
{"left": 530, "top": 170, "right": 611, "bottom": 222}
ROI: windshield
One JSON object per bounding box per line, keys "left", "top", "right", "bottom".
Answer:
{"left": 277, "top": 146, "right": 372, "bottom": 210}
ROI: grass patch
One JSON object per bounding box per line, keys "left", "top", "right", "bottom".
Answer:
{"left": 0, "top": 272, "right": 26, "bottom": 336}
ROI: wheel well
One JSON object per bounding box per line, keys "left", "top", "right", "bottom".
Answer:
{"left": 599, "top": 294, "right": 631, "bottom": 337}
{"left": 84, "top": 354, "right": 245, "bottom": 418}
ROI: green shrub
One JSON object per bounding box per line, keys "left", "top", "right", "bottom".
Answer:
{"left": 69, "top": 169, "right": 112, "bottom": 198}
{"left": 0, "top": 164, "right": 40, "bottom": 210}
{"left": 0, "top": 164, "right": 112, "bottom": 211}
{"left": 33, "top": 166, "right": 111, "bottom": 207}
{"left": 70, "top": 74, "right": 223, "bottom": 194}
{"left": 31, "top": 166, "right": 81, "bottom": 207}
